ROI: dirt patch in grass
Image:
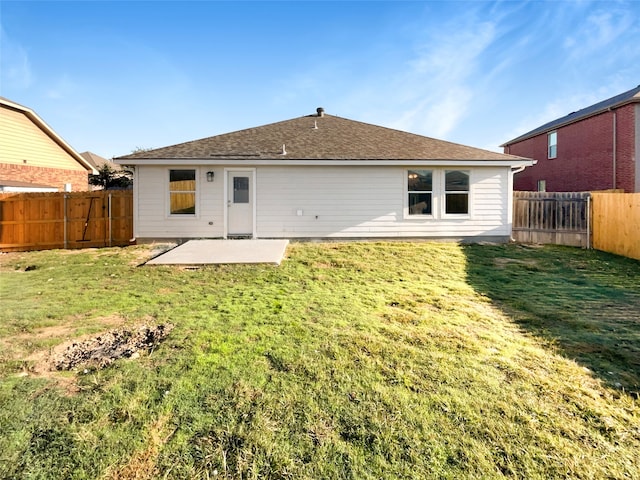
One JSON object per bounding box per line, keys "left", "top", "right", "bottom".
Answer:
{"left": 51, "top": 323, "right": 174, "bottom": 371}
{"left": 10, "top": 322, "right": 173, "bottom": 394}
{"left": 129, "top": 243, "right": 177, "bottom": 266}
{"left": 0, "top": 315, "right": 129, "bottom": 371}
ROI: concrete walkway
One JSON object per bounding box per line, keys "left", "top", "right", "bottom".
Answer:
{"left": 146, "top": 239, "right": 289, "bottom": 265}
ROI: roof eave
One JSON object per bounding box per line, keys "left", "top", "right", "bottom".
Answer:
{"left": 115, "top": 157, "right": 534, "bottom": 167}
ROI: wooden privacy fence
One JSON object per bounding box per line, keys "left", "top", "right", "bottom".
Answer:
{"left": 591, "top": 192, "right": 640, "bottom": 261}
{"left": 0, "top": 191, "right": 133, "bottom": 252}
{"left": 512, "top": 191, "right": 591, "bottom": 248}
{"left": 2, "top": 190, "right": 638, "bottom": 259}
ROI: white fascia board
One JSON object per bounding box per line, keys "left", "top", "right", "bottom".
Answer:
{"left": 115, "top": 158, "right": 535, "bottom": 168}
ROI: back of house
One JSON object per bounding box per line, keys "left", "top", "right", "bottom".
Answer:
{"left": 116, "top": 108, "right": 533, "bottom": 243}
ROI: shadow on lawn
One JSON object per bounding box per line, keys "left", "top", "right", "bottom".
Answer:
{"left": 462, "top": 244, "right": 640, "bottom": 398}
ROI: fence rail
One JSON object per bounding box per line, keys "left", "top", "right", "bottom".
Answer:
{"left": 512, "top": 191, "right": 591, "bottom": 248}
{"left": 0, "top": 191, "right": 133, "bottom": 252}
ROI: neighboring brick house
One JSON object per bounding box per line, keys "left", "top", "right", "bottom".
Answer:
{"left": 501, "top": 85, "right": 640, "bottom": 193}
{"left": 0, "top": 97, "right": 96, "bottom": 192}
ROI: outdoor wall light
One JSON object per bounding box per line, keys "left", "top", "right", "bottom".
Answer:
{"left": 206, "top": 171, "right": 214, "bottom": 182}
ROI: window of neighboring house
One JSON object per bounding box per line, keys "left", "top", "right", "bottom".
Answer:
{"left": 169, "top": 169, "right": 196, "bottom": 215}
{"left": 407, "top": 170, "right": 433, "bottom": 215}
{"left": 444, "top": 170, "right": 470, "bottom": 215}
{"left": 548, "top": 131, "right": 557, "bottom": 159}
{"left": 537, "top": 179, "right": 547, "bottom": 192}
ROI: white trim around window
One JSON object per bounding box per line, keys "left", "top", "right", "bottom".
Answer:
{"left": 167, "top": 168, "right": 198, "bottom": 218}
{"left": 404, "top": 169, "right": 472, "bottom": 220}
{"left": 442, "top": 170, "right": 471, "bottom": 218}
{"left": 405, "top": 169, "right": 434, "bottom": 218}
{"left": 548, "top": 131, "right": 557, "bottom": 159}
{"left": 537, "top": 179, "right": 547, "bottom": 192}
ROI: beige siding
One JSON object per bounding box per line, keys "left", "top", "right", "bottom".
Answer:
{"left": 0, "top": 106, "right": 86, "bottom": 172}
{"left": 256, "top": 166, "right": 400, "bottom": 237}
{"left": 256, "top": 166, "right": 510, "bottom": 238}
{"left": 135, "top": 166, "right": 225, "bottom": 238}
{"left": 133, "top": 165, "right": 512, "bottom": 240}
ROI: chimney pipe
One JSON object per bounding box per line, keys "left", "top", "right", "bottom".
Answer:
{"left": 316, "top": 107, "right": 325, "bottom": 117}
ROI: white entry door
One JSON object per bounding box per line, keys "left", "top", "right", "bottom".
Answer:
{"left": 227, "top": 171, "right": 254, "bottom": 236}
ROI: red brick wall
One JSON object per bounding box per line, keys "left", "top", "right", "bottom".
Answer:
{"left": 615, "top": 104, "right": 637, "bottom": 193}
{"left": 0, "top": 163, "right": 90, "bottom": 191}
{"left": 507, "top": 104, "right": 637, "bottom": 192}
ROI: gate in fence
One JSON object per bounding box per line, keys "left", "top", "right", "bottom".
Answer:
{"left": 512, "top": 191, "right": 591, "bottom": 248}
{"left": 0, "top": 191, "right": 133, "bottom": 252}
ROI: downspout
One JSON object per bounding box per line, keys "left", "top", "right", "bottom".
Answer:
{"left": 610, "top": 107, "right": 617, "bottom": 189}
{"left": 509, "top": 165, "right": 527, "bottom": 242}
{"left": 128, "top": 165, "right": 137, "bottom": 242}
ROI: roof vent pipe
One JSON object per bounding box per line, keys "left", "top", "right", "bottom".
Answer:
{"left": 316, "top": 107, "right": 325, "bottom": 117}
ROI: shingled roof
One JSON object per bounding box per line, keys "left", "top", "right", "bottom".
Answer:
{"left": 502, "top": 85, "right": 640, "bottom": 146}
{"left": 80, "top": 151, "right": 121, "bottom": 170}
{"left": 116, "top": 109, "right": 528, "bottom": 163}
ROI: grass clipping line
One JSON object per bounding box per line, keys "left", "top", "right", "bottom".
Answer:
{"left": 52, "top": 324, "right": 174, "bottom": 371}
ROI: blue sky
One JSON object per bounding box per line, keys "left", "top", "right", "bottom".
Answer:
{"left": 1, "top": 1, "right": 639, "bottom": 159}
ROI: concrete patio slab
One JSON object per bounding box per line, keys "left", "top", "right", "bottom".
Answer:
{"left": 146, "top": 239, "right": 289, "bottom": 265}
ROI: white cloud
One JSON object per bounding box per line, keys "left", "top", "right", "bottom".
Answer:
{"left": 391, "top": 86, "right": 473, "bottom": 138}
{"left": 563, "top": 8, "right": 636, "bottom": 59}
{"left": 0, "top": 26, "right": 34, "bottom": 90}
{"left": 386, "top": 17, "right": 497, "bottom": 138}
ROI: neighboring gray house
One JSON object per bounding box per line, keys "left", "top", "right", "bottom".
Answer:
{"left": 115, "top": 108, "right": 533, "bottom": 242}
{"left": 80, "top": 151, "right": 122, "bottom": 171}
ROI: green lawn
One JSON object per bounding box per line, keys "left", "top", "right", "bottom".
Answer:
{"left": 0, "top": 242, "right": 638, "bottom": 479}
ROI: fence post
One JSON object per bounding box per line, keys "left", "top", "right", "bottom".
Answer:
{"left": 63, "top": 194, "right": 68, "bottom": 249}
{"left": 108, "top": 193, "right": 112, "bottom": 247}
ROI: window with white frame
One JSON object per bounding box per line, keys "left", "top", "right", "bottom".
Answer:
{"left": 407, "top": 170, "right": 433, "bottom": 215}
{"left": 444, "top": 170, "right": 469, "bottom": 215}
{"left": 548, "top": 131, "right": 557, "bottom": 159}
{"left": 537, "top": 179, "right": 547, "bottom": 192}
{"left": 169, "top": 169, "right": 196, "bottom": 215}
